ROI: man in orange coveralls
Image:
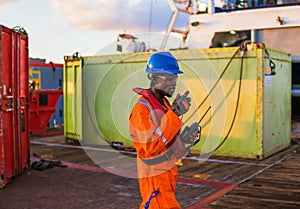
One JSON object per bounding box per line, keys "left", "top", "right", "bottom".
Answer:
{"left": 129, "top": 52, "right": 199, "bottom": 209}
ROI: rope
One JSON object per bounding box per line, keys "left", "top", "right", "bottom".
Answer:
{"left": 184, "top": 47, "right": 240, "bottom": 124}
{"left": 12, "top": 26, "right": 28, "bottom": 35}
{"left": 208, "top": 46, "right": 246, "bottom": 153}
{"left": 183, "top": 43, "right": 248, "bottom": 153}
{"left": 148, "top": 0, "right": 153, "bottom": 33}
{"left": 144, "top": 190, "right": 160, "bottom": 209}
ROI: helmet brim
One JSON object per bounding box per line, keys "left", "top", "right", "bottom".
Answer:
{"left": 146, "top": 67, "right": 183, "bottom": 74}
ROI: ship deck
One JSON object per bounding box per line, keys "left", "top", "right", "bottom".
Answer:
{"left": 0, "top": 127, "right": 299, "bottom": 209}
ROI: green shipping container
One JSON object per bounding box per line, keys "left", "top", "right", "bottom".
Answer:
{"left": 64, "top": 45, "right": 291, "bottom": 159}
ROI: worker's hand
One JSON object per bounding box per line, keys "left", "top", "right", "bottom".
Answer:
{"left": 179, "top": 122, "right": 201, "bottom": 145}
{"left": 171, "top": 90, "right": 191, "bottom": 116}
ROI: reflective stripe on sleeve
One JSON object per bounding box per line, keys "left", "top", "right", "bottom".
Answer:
{"left": 155, "top": 128, "right": 168, "bottom": 145}
{"left": 138, "top": 100, "right": 168, "bottom": 145}
{"left": 138, "top": 100, "right": 152, "bottom": 112}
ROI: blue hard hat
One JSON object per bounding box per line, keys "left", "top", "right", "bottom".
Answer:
{"left": 145, "top": 52, "right": 183, "bottom": 74}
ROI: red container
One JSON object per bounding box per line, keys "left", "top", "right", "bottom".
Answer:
{"left": 0, "top": 25, "right": 30, "bottom": 188}
{"left": 29, "top": 89, "right": 63, "bottom": 135}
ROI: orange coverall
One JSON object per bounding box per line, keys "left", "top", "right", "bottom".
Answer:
{"left": 129, "top": 93, "right": 183, "bottom": 209}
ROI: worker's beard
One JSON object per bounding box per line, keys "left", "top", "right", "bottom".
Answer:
{"left": 155, "top": 88, "right": 173, "bottom": 98}
{"left": 153, "top": 83, "right": 176, "bottom": 98}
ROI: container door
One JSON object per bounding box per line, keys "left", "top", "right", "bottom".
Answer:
{"left": 0, "top": 25, "right": 29, "bottom": 188}
{"left": 18, "top": 30, "right": 30, "bottom": 172}
{"left": 64, "top": 57, "right": 82, "bottom": 141}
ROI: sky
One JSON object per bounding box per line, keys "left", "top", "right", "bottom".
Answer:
{"left": 0, "top": 0, "right": 194, "bottom": 63}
